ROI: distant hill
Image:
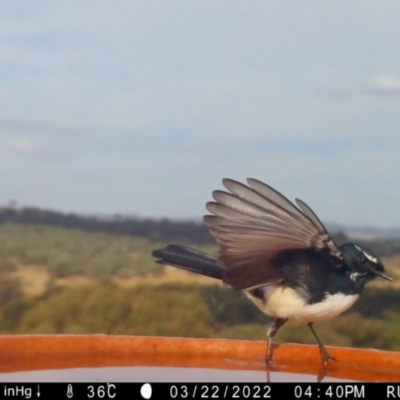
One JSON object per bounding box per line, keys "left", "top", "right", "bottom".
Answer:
{"left": 1, "top": 205, "right": 400, "bottom": 245}
{"left": 0, "top": 206, "right": 212, "bottom": 244}
{"left": 325, "top": 223, "right": 400, "bottom": 240}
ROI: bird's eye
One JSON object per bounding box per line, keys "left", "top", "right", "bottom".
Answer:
{"left": 359, "top": 257, "right": 367, "bottom": 264}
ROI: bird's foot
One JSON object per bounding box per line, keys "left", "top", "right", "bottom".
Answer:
{"left": 317, "top": 347, "right": 336, "bottom": 382}
{"left": 319, "top": 346, "right": 337, "bottom": 365}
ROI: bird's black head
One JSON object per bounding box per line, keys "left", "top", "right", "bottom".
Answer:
{"left": 340, "top": 242, "right": 392, "bottom": 285}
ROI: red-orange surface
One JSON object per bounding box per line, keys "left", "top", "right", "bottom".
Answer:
{"left": 0, "top": 335, "right": 399, "bottom": 381}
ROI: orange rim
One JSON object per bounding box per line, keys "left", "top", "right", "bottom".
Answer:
{"left": 0, "top": 335, "right": 399, "bottom": 381}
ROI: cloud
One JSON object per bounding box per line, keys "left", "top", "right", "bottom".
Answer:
{"left": 0, "top": 118, "right": 89, "bottom": 136}
{"left": 324, "top": 75, "right": 400, "bottom": 99}
{"left": 369, "top": 76, "right": 400, "bottom": 95}
{"left": 9, "top": 139, "right": 39, "bottom": 154}
{"left": 29, "top": 179, "right": 49, "bottom": 188}
{"left": 8, "top": 139, "right": 78, "bottom": 164}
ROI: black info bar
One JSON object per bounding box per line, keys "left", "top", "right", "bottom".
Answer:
{"left": 0, "top": 382, "right": 397, "bottom": 399}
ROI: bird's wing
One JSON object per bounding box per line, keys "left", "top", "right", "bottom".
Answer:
{"left": 203, "top": 178, "right": 343, "bottom": 290}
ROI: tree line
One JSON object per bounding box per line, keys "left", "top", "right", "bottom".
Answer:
{"left": 1, "top": 205, "right": 400, "bottom": 256}
{"left": 0, "top": 206, "right": 212, "bottom": 244}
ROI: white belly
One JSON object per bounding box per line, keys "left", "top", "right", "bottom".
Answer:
{"left": 245, "top": 285, "right": 359, "bottom": 323}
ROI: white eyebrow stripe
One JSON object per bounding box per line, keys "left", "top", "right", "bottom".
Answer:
{"left": 364, "top": 252, "right": 378, "bottom": 263}
{"left": 354, "top": 244, "right": 378, "bottom": 263}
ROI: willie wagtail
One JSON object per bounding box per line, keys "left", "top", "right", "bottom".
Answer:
{"left": 152, "top": 178, "right": 393, "bottom": 364}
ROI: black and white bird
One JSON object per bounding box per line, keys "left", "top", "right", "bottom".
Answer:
{"left": 152, "top": 178, "right": 392, "bottom": 364}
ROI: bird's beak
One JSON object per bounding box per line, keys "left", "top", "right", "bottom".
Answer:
{"left": 375, "top": 270, "right": 393, "bottom": 282}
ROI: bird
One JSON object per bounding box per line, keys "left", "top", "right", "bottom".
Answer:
{"left": 152, "top": 178, "right": 392, "bottom": 365}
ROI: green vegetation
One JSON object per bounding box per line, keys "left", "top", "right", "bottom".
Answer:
{"left": 0, "top": 223, "right": 167, "bottom": 278}
{"left": 16, "top": 282, "right": 214, "bottom": 337}
{"left": 0, "top": 222, "right": 399, "bottom": 353}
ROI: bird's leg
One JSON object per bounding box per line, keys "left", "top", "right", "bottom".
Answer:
{"left": 307, "top": 322, "right": 336, "bottom": 364}
{"left": 265, "top": 318, "right": 287, "bottom": 364}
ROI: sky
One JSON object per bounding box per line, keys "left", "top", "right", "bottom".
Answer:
{"left": 1, "top": 1, "right": 400, "bottom": 227}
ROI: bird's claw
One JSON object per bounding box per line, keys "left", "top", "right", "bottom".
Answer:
{"left": 320, "top": 347, "right": 337, "bottom": 365}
